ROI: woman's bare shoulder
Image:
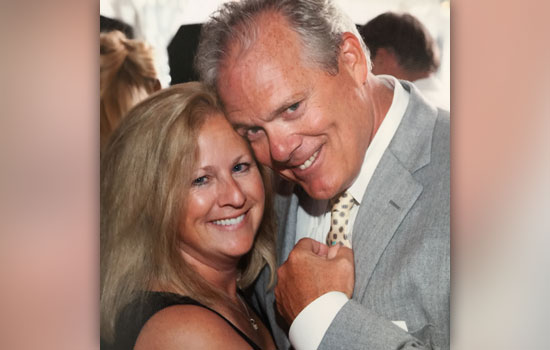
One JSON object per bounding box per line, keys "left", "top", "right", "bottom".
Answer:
{"left": 134, "top": 304, "right": 250, "bottom": 350}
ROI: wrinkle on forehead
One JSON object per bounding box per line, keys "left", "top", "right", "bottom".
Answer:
{"left": 218, "top": 13, "right": 311, "bottom": 122}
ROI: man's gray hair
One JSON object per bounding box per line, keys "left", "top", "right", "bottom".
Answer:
{"left": 195, "top": 0, "right": 371, "bottom": 90}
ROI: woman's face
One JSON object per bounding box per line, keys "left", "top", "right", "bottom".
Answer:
{"left": 179, "top": 113, "right": 265, "bottom": 268}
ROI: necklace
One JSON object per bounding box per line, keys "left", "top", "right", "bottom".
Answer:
{"left": 237, "top": 295, "right": 259, "bottom": 331}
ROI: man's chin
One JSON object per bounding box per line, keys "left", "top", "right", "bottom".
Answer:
{"left": 300, "top": 182, "right": 339, "bottom": 200}
{"left": 276, "top": 171, "right": 340, "bottom": 199}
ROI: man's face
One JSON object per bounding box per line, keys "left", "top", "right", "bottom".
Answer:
{"left": 218, "top": 15, "right": 372, "bottom": 200}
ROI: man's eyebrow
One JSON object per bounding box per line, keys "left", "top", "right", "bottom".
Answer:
{"left": 228, "top": 92, "right": 308, "bottom": 129}
{"left": 232, "top": 123, "right": 251, "bottom": 131}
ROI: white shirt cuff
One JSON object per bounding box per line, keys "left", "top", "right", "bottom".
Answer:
{"left": 288, "top": 291, "right": 349, "bottom": 350}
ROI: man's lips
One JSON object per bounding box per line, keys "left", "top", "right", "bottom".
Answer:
{"left": 274, "top": 145, "right": 324, "bottom": 181}
{"left": 297, "top": 150, "right": 320, "bottom": 170}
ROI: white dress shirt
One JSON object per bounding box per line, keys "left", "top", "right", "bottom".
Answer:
{"left": 289, "top": 76, "right": 410, "bottom": 350}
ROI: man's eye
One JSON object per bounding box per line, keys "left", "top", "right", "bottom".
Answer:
{"left": 192, "top": 176, "right": 208, "bottom": 186}
{"left": 287, "top": 102, "right": 300, "bottom": 112}
{"left": 233, "top": 162, "right": 250, "bottom": 173}
{"left": 246, "top": 127, "right": 264, "bottom": 141}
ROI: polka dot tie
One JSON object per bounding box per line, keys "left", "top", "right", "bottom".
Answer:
{"left": 326, "top": 191, "right": 355, "bottom": 248}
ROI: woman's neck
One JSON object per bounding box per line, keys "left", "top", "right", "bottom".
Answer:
{"left": 179, "top": 248, "right": 240, "bottom": 298}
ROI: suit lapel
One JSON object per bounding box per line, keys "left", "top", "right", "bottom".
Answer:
{"left": 352, "top": 80, "right": 437, "bottom": 300}
{"left": 352, "top": 151, "right": 423, "bottom": 300}
{"left": 274, "top": 184, "right": 300, "bottom": 265}
{"left": 266, "top": 184, "right": 300, "bottom": 349}
{"left": 279, "top": 199, "right": 298, "bottom": 264}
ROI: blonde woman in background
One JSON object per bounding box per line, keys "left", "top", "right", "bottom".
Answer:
{"left": 101, "top": 82, "right": 276, "bottom": 349}
{"left": 100, "top": 30, "right": 160, "bottom": 150}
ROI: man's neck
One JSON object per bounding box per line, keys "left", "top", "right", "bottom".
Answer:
{"left": 366, "top": 74, "right": 395, "bottom": 138}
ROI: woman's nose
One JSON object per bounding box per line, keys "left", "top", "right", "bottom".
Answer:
{"left": 218, "top": 177, "right": 246, "bottom": 208}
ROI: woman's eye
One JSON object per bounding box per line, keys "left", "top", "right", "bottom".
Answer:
{"left": 233, "top": 162, "right": 250, "bottom": 173}
{"left": 192, "top": 176, "right": 208, "bottom": 186}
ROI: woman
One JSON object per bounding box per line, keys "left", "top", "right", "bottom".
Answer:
{"left": 100, "top": 82, "right": 276, "bottom": 349}
{"left": 100, "top": 30, "right": 161, "bottom": 151}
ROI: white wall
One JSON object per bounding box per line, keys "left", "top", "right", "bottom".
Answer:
{"left": 100, "top": 0, "right": 450, "bottom": 100}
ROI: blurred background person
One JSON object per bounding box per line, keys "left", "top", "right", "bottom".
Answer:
{"left": 100, "top": 15, "right": 134, "bottom": 39}
{"left": 100, "top": 0, "right": 449, "bottom": 93}
{"left": 167, "top": 23, "right": 202, "bottom": 84}
{"left": 360, "top": 12, "right": 450, "bottom": 110}
{"left": 100, "top": 30, "right": 160, "bottom": 151}
{"left": 100, "top": 82, "right": 276, "bottom": 349}
{"left": 99, "top": 0, "right": 221, "bottom": 86}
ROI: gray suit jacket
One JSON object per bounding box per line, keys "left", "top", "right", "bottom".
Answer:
{"left": 251, "top": 80, "right": 449, "bottom": 350}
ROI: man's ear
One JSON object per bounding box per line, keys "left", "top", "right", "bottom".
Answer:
{"left": 339, "top": 32, "right": 368, "bottom": 84}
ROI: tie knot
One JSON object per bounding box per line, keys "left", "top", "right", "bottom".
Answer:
{"left": 331, "top": 191, "right": 355, "bottom": 213}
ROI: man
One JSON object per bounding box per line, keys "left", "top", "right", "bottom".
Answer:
{"left": 196, "top": 1, "right": 449, "bottom": 349}
{"left": 359, "top": 12, "right": 450, "bottom": 110}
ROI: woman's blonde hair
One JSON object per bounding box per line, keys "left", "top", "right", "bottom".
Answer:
{"left": 100, "top": 82, "right": 276, "bottom": 342}
{"left": 100, "top": 30, "right": 159, "bottom": 150}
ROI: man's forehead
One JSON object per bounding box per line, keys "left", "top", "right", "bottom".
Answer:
{"left": 218, "top": 12, "right": 306, "bottom": 80}
{"left": 220, "top": 65, "right": 306, "bottom": 127}
{"left": 219, "top": 59, "right": 301, "bottom": 120}
{"left": 216, "top": 13, "right": 313, "bottom": 121}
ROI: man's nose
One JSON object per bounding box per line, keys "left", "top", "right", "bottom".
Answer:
{"left": 218, "top": 176, "right": 246, "bottom": 208}
{"left": 268, "top": 129, "right": 301, "bottom": 164}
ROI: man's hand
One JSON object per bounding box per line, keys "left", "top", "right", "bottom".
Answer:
{"left": 274, "top": 238, "right": 355, "bottom": 324}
